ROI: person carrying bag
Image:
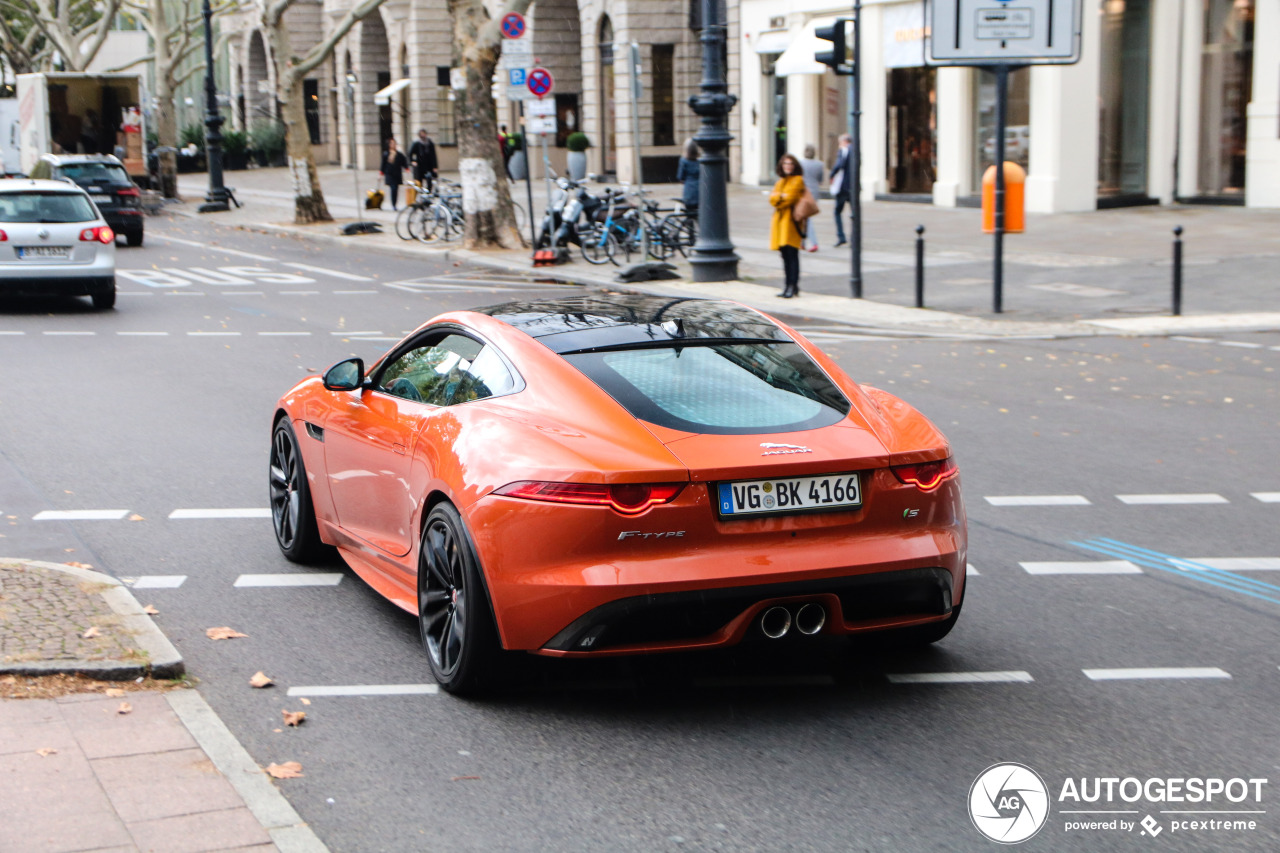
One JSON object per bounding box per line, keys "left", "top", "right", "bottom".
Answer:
{"left": 770, "top": 153, "right": 808, "bottom": 299}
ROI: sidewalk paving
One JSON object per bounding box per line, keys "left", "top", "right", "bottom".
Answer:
{"left": 171, "top": 166, "right": 1280, "bottom": 338}
{"left": 1, "top": 559, "right": 325, "bottom": 852}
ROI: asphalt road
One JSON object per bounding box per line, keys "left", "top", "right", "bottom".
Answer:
{"left": 2, "top": 216, "right": 1278, "bottom": 852}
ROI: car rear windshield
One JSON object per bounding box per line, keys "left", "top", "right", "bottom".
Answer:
{"left": 0, "top": 192, "right": 97, "bottom": 223}
{"left": 60, "top": 163, "right": 132, "bottom": 185}
{"left": 563, "top": 342, "right": 851, "bottom": 434}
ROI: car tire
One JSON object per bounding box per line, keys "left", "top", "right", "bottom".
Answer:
{"left": 126, "top": 230, "right": 143, "bottom": 247}
{"left": 418, "top": 503, "right": 501, "bottom": 696}
{"left": 269, "top": 418, "right": 324, "bottom": 563}
{"left": 884, "top": 603, "right": 963, "bottom": 648}
{"left": 91, "top": 286, "right": 116, "bottom": 310}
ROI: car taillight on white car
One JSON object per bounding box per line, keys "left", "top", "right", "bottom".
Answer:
{"left": 80, "top": 226, "right": 114, "bottom": 244}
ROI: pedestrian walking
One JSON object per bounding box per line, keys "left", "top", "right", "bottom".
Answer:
{"left": 408, "top": 129, "right": 438, "bottom": 193}
{"left": 770, "top": 154, "right": 808, "bottom": 299}
{"left": 799, "top": 144, "right": 824, "bottom": 252}
{"left": 829, "top": 134, "right": 852, "bottom": 247}
{"left": 380, "top": 138, "right": 408, "bottom": 210}
{"left": 676, "top": 138, "right": 700, "bottom": 212}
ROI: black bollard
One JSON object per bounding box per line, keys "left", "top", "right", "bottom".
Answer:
{"left": 1172, "top": 225, "right": 1183, "bottom": 316}
{"left": 915, "top": 225, "right": 925, "bottom": 308}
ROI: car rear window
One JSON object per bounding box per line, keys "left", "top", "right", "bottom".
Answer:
{"left": 59, "top": 163, "right": 132, "bottom": 185}
{"left": 563, "top": 342, "right": 851, "bottom": 434}
{"left": 0, "top": 192, "right": 97, "bottom": 223}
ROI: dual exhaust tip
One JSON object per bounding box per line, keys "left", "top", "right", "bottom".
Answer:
{"left": 760, "top": 603, "right": 826, "bottom": 639}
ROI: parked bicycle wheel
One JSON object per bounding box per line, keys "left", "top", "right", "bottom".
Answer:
{"left": 606, "top": 225, "right": 634, "bottom": 266}
{"left": 395, "top": 205, "right": 418, "bottom": 240}
{"left": 580, "top": 225, "right": 616, "bottom": 265}
{"left": 417, "top": 204, "right": 453, "bottom": 243}
{"left": 662, "top": 213, "right": 698, "bottom": 257}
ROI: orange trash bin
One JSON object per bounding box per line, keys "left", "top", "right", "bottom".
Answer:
{"left": 982, "top": 162, "right": 1026, "bottom": 234}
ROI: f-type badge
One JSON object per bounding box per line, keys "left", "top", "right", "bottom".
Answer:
{"left": 760, "top": 442, "right": 813, "bottom": 456}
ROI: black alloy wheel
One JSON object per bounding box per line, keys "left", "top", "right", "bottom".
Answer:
{"left": 269, "top": 419, "right": 322, "bottom": 562}
{"left": 418, "top": 504, "right": 499, "bottom": 695}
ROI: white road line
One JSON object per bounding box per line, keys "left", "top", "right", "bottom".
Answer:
{"left": 233, "top": 573, "right": 344, "bottom": 587}
{"left": 692, "top": 675, "right": 835, "bottom": 688}
{"left": 1021, "top": 561, "right": 1142, "bottom": 575}
{"left": 33, "top": 509, "right": 129, "bottom": 521}
{"left": 258, "top": 331, "right": 311, "bottom": 336}
{"left": 1172, "top": 336, "right": 1214, "bottom": 343}
{"left": 117, "top": 331, "right": 170, "bottom": 336}
{"left": 280, "top": 290, "right": 320, "bottom": 295}
{"left": 330, "top": 330, "right": 382, "bottom": 335}
{"left": 966, "top": 563, "right": 979, "bottom": 576}
{"left": 1188, "top": 557, "right": 1280, "bottom": 571}
{"left": 1082, "top": 667, "right": 1230, "bottom": 681}
{"left": 285, "top": 684, "right": 439, "bottom": 697}
{"left": 152, "top": 234, "right": 276, "bottom": 262}
{"left": 334, "top": 290, "right": 378, "bottom": 295}
{"left": 165, "top": 291, "right": 205, "bottom": 296}
{"left": 42, "top": 331, "right": 95, "bottom": 336}
{"left": 169, "top": 508, "right": 271, "bottom": 519}
{"left": 117, "top": 292, "right": 153, "bottom": 296}
{"left": 887, "top": 671, "right": 1034, "bottom": 684}
{"left": 1116, "top": 493, "right": 1228, "bottom": 504}
{"left": 985, "top": 495, "right": 1091, "bottom": 506}
{"left": 350, "top": 336, "right": 399, "bottom": 342}
{"left": 282, "top": 263, "right": 374, "bottom": 281}
{"left": 1271, "top": 346, "right": 1280, "bottom": 352}
{"left": 1219, "top": 341, "right": 1262, "bottom": 349}
{"left": 1252, "top": 492, "right": 1280, "bottom": 503}
{"left": 130, "top": 575, "right": 188, "bottom": 589}
{"left": 0, "top": 331, "right": 25, "bottom": 335}
{"left": 187, "top": 331, "right": 241, "bottom": 336}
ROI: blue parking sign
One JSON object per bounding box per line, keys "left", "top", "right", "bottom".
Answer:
{"left": 508, "top": 68, "right": 527, "bottom": 86}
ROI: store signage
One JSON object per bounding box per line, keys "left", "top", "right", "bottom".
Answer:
{"left": 929, "top": 0, "right": 1082, "bottom": 65}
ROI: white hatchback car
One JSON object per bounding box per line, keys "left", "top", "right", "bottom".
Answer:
{"left": 0, "top": 178, "right": 117, "bottom": 309}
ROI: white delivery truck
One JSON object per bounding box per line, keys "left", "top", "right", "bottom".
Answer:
{"left": 16, "top": 72, "right": 148, "bottom": 180}
{"left": 0, "top": 98, "right": 20, "bottom": 175}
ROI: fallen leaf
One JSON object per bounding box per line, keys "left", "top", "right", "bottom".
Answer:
{"left": 81, "top": 626, "right": 101, "bottom": 639}
{"left": 249, "top": 671, "right": 273, "bottom": 688}
{"left": 206, "top": 627, "right": 248, "bottom": 640}
{"left": 273, "top": 728, "right": 283, "bottom": 733}
{"left": 104, "top": 688, "right": 125, "bottom": 697}
{"left": 1, "top": 676, "right": 16, "bottom": 685}
{"left": 117, "top": 702, "right": 132, "bottom": 715}
{"left": 64, "top": 561, "right": 94, "bottom": 569}
{"left": 298, "top": 697, "right": 311, "bottom": 706}
{"left": 451, "top": 775, "right": 481, "bottom": 781}
{"left": 36, "top": 747, "right": 57, "bottom": 756}
{"left": 282, "top": 709, "right": 306, "bottom": 727}
{"left": 143, "top": 604, "right": 159, "bottom": 615}
{"left": 266, "top": 761, "right": 303, "bottom": 779}
{"left": 64, "top": 548, "right": 75, "bottom": 552}
{"left": 128, "top": 514, "right": 145, "bottom": 521}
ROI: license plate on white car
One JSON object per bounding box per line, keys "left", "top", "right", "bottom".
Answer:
{"left": 91, "top": 194, "right": 112, "bottom": 204}
{"left": 17, "top": 246, "right": 70, "bottom": 259}
{"left": 716, "top": 473, "right": 861, "bottom": 517}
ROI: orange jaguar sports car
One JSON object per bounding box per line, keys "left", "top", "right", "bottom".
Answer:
{"left": 270, "top": 296, "right": 966, "bottom": 693}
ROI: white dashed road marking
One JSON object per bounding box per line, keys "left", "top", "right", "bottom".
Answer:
{"left": 887, "top": 671, "right": 1035, "bottom": 684}
{"left": 1252, "top": 493, "right": 1280, "bottom": 503}
{"left": 169, "top": 508, "right": 271, "bottom": 519}
{"left": 130, "top": 576, "right": 188, "bottom": 589}
{"left": 1021, "top": 560, "right": 1143, "bottom": 575}
{"left": 43, "top": 331, "right": 94, "bottom": 336}
{"left": 151, "top": 234, "right": 276, "bottom": 262}
{"left": 258, "top": 331, "right": 312, "bottom": 336}
{"left": 233, "top": 574, "right": 344, "bottom": 587}
{"left": 282, "top": 263, "right": 374, "bottom": 281}
{"left": 286, "top": 684, "right": 440, "bottom": 697}
{"left": 966, "top": 564, "right": 979, "bottom": 576}
{"left": 117, "top": 331, "right": 170, "bottom": 336}
{"left": 1188, "top": 557, "right": 1280, "bottom": 571}
{"left": 33, "top": 509, "right": 129, "bottom": 521}
{"left": 187, "top": 331, "right": 241, "bottom": 336}
{"left": 985, "top": 495, "right": 1092, "bottom": 506}
{"left": 1116, "top": 494, "right": 1229, "bottom": 505}
{"left": 1082, "top": 667, "right": 1231, "bottom": 681}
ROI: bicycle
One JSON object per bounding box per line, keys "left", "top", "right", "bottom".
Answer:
{"left": 580, "top": 188, "right": 636, "bottom": 265}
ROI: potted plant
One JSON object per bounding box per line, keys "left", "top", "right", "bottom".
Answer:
{"left": 506, "top": 132, "right": 527, "bottom": 180}
{"left": 222, "top": 130, "right": 249, "bottom": 171}
{"left": 249, "top": 120, "right": 287, "bottom": 167}
{"left": 565, "top": 132, "right": 589, "bottom": 180}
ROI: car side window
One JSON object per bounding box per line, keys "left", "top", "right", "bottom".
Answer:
{"left": 376, "top": 334, "right": 515, "bottom": 406}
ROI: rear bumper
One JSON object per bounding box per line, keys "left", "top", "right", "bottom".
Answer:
{"left": 0, "top": 275, "right": 115, "bottom": 296}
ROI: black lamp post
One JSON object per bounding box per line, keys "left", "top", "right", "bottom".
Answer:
{"left": 687, "top": 0, "right": 739, "bottom": 282}
{"left": 198, "top": 0, "right": 230, "bottom": 213}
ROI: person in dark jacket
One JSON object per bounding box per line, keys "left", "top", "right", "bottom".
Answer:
{"left": 676, "top": 138, "right": 700, "bottom": 211}
{"left": 380, "top": 138, "right": 408, "bottom": 209}
{"left": 408, "top": 129, "right": 438, "bottom": 193}
{"left": 829, "top": 134, "right": 852, "bottom": 247}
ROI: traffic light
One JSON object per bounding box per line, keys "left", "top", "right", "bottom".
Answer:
{"left": 815, "top": 18, "right": 850, "bottom": 75}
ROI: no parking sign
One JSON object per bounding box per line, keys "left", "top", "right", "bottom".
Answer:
{"left": 526, "top": 67, "right": 554, "bottom": 98}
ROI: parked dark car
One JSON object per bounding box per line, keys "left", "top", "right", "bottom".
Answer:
{"left": 30, "top": 154, "right": 144, "bottom": 247}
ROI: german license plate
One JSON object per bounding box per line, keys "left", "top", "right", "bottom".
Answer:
{"left": 717, "top": 473, "right": 861, "bottom": 517}
{"left": 91, "top": 194, "right": 112, "bottom": 204}
{"left": 17, "top": 246, "right": 70, "bottom": 259}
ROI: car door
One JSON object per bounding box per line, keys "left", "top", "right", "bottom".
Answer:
{"left": 323, "top": 331, "right": 514, "bottom": 556}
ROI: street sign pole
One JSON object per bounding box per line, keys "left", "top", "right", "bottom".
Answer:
{"left": 629, "top": 41, "right": 647, "bottom": 260}
{"left": 518, "top": 99, "right": 536, "bottom": 250}
{"left": 992, "top": 63, "right": 1008, "bottom": 314}
{"left": 850, "top": 4, "right": 862, "bottom": 298}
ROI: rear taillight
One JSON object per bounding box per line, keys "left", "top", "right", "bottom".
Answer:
{"left": 80, "top": 226, "right": 114, "bottom": 244}
{"left": 891, "top": 457, "right": 958, "bottom": 492}
{"left": 494, "top": 481, "right": 685, "bottom": 515}
{"left": 116, "top": 186, "right": 140, "bottom": 198}
{"left": 0, "top": 229, "right": 6, "bottom": 241}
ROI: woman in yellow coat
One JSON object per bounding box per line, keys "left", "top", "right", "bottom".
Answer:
{"left": 770, "top": 154, "right": 806, "bottom": 298}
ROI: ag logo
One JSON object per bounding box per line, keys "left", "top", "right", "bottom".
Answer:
{"left": 969, "top": 763, "right": 1050, "bottom": 844}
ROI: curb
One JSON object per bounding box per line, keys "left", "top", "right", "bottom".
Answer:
{"left": 167, "top": 690, "right": 329, "bottom": 853}
{"left": 0, "top": 558, "right": 184, "bottom": 680}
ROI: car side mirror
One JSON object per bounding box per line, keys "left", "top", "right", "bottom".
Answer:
{"left": 323, "top": 357, "right": 365, "bottom": 391}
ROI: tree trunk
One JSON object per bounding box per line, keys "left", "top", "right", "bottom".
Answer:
{"left": 151, "top": 0, "right": 179, "bottom": 199}
{"left": 268, "top": 17, "right": 332, "bottom": 224}
{"left": 451, "top": 0, "right": 522, "bottom": 249}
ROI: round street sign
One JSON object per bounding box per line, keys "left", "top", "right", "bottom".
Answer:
{"left": 526, "top": 67, "right": 554, "bottom": 98}
{"left": 500, "top": 12, "right": 526, "bottom": 39}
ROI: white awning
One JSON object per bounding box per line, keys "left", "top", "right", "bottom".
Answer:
{"left": 775, "top": 18, "right": 841, "bottom": 77}
{"left": 751, "top": 30, "right": 792, "bottom": 55}
{"left": 374, "top": 77, "right": 410, "bottom": 105}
